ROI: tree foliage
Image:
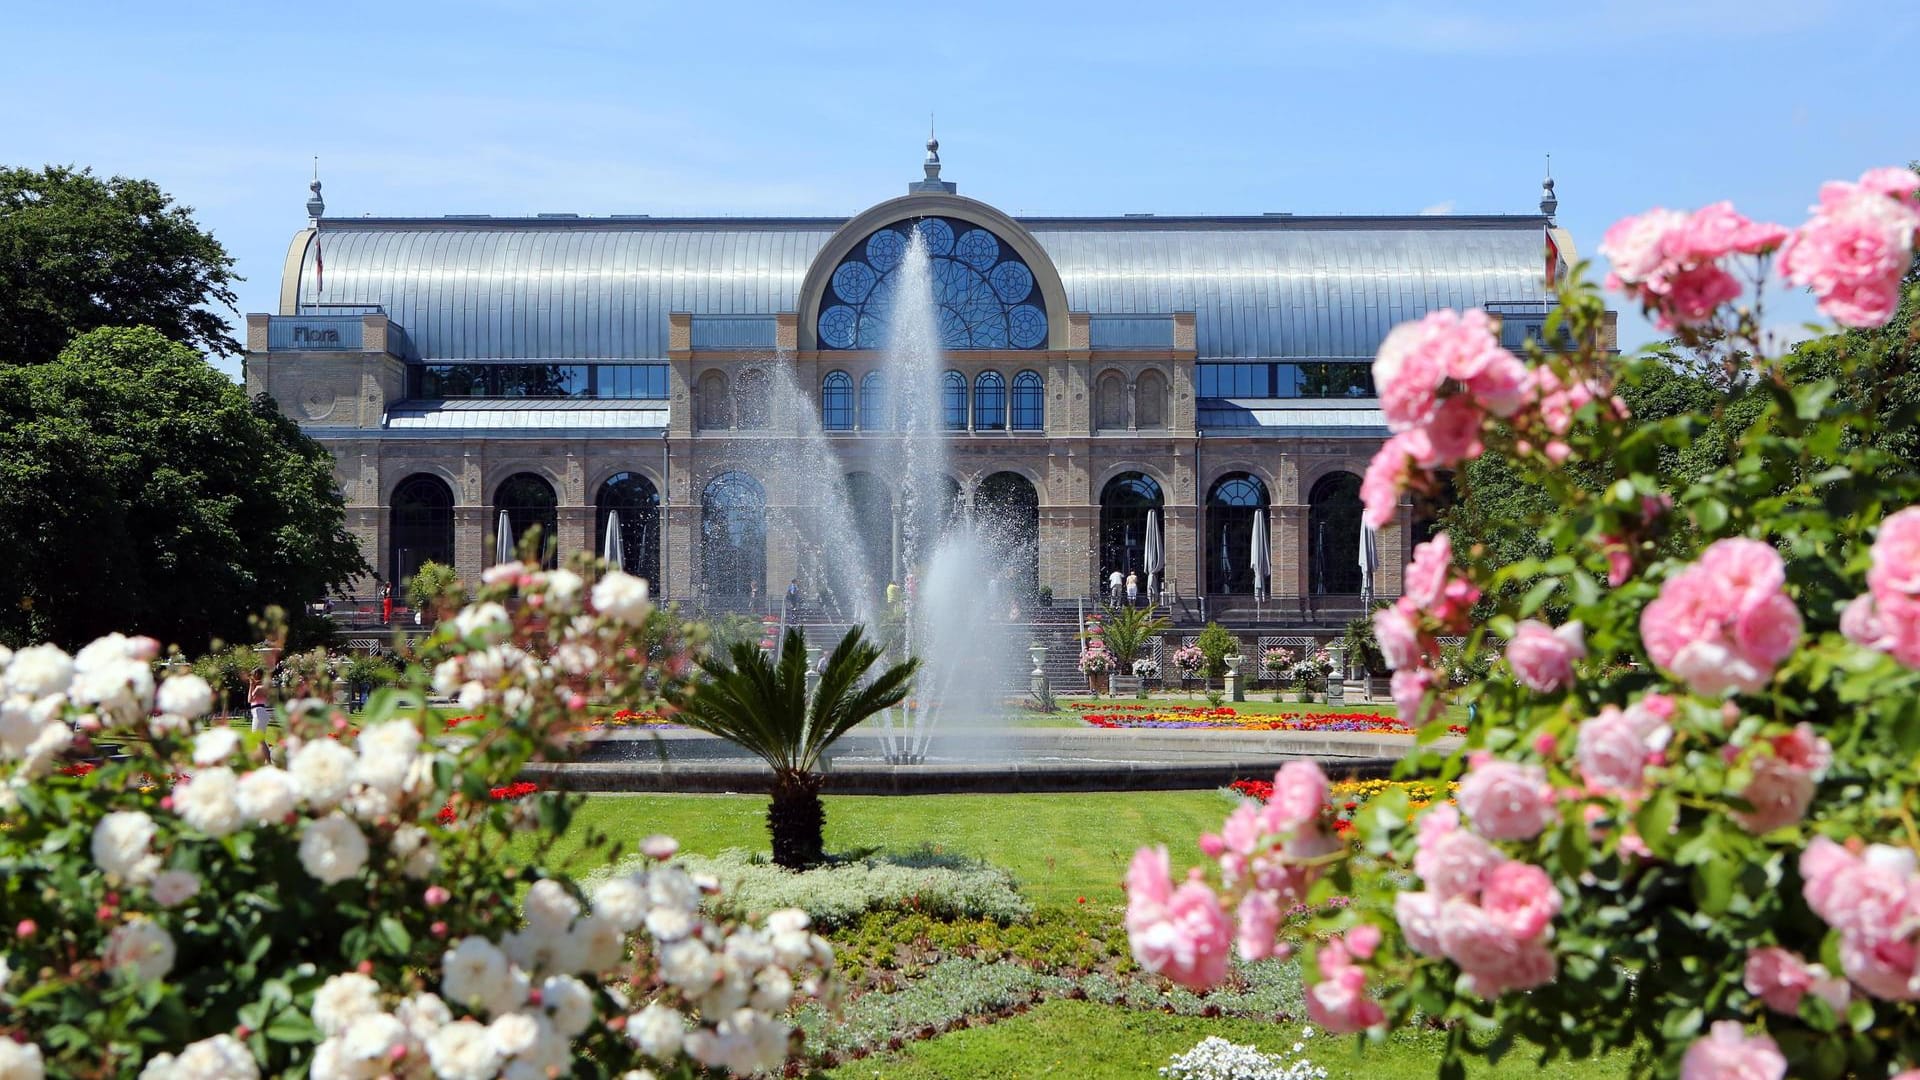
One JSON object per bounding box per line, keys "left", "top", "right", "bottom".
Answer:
{"left": 0, "top": 165, "right": 241, "bottom": 364}
{"left": 0, "top": 327, "right": 367, "bottom": 651}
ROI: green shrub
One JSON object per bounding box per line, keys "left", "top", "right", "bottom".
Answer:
{"left": 623, "top": 847, "right": 1032, "bottom": 928}
{"left": 403, "top": 559, "right": 459, "bottom": 616}
{"left": 1194, "top": 622, "right": 1237, "bottom": 682}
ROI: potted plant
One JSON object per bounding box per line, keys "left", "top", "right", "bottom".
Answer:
{"left": 405, "top": 560, "right": 460, "bottom": 626}
{"left": 1037, "top": 585, "right": 1054, "bottom": 608}
{"left": 1195, "top": 622, "right": 1239, "bottom": 693}
{"left": 1170, "top": 644, "right": 1205, "bottom": 688}
{"left": 1259, "top": 646, "right": 1294, "bottom": 687}
{"left": 1078, "top": 641, "right": 1113, "bottom": 695}
{"left": 1344, "top": 614, "right": 1392, "bottom": 699}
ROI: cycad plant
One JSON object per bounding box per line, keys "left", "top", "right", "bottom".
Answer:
{"left": 1095, "top": 603, "right": 1172, "bottom": 671}
{"left": 668, "top": 625, "right": 917, "bottom": 869}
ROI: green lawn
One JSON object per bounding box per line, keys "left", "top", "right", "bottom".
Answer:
{"left": 508, "top": 790, "right": 1235, "bottom": 906}
{"left": 820, "top": 999, "right": 1625, "bottom": 1080}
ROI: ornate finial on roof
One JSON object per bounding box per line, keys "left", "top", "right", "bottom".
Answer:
{"left": 1539, "top": 155, "right": 1557, "bottom": 221}
{"left": 909, "top": 120, "right": 956, "bottom": 195}
{"left": 306, "top": 157, "right": 326, "bottom": 220}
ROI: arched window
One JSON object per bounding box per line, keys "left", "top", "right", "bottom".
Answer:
{"left": 390, "top": 474, "right": 454, "bottom": 588}
{"left": 860, "top": 372, "right": 887, "bottom": 431}
{"left": 1136, "top": 370, "right": 1168, "bottom": 430}
{"left": 818, "top": 216, "right": 1049, "bottom": 350}
{"left": 976, "top": 472, "right": 1040, "bottom": 598}
{"left": 1010, "top": 370, "right": 1044, "bottom": 430}
{"left": 942, "top": 371, "right": 968, "bottom": 431}
{"left": 494, "top": 472, "right": 558, "bottom": 568}
{"left": 1206, "top": 474, "right": 1271, "bottom": 595}
{"left": 973, "top": 371, "right": 1006, "bottom": 430}
{"left": 701, "top": 471, "right": 766, "bottom": 606}
{"left": 697, "top": 371, "right": 732, "bottom": 430}
{"left": 821, "top": 370, "right": 853, "bottom": 431}
{"left": 595, "top": 472, "right": 660, "bottom": 584}
{"left": 843, "top": 472, "right": 895, "bottom": 602}
{"left": 1309, "top": 472, "right": 1365, "bottom": 595}
{"left": 1096, "top": 373, "right": 1127, "bottom": 431}
{"left": 1099, "top": 472, "right": 1163, "bottom": 583}
{"left": 736, "top": 369, "right": 771, "bottom": 430}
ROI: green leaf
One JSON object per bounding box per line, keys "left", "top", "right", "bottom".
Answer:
{"left": 1518, "top": 578, "right": 1560, "bottom": 617}
{"left": 376, "top": 915, "right": 412, "bottom": 956}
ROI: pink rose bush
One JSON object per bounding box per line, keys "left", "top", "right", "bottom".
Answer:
{"left": 0, "top": 561, "right": 840, "bottom": 1076}
{"left": 1141, "top": 169, "right": 1920, "bottom": 1077}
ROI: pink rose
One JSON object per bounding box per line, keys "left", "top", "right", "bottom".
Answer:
{"left": 1839, "top": 933, "right": 1920, "bottom": 1001}
{"left": 1395, "top": 891, "right": 1443, "bottom": 957}
{"left": 1648, "top": 262, "right": 1742, "bottom": 330}
{"left": 1681, "top": 201, "right": 1791, "bottom": 260}
{"left": 1262, "top": 761, "right": 1330, "bottom": 833}
{"left": 1435, "top": 899, "right": 1556, "bottom": 998}
{"left": 1124, "top": 846, "right": 1174, "bottom": 934}
{"left": 1781, "top": 169, "right": 1920, "bottom": 329}
{"left": 1575, "top": 701, "right": 1670, "bottom": 797}
{"left": 1504, "top": 619, "right": 1586, "bottom": 693}
{"left": 1597, "top": 534, "right": 1634, "bottom": 587}
{"left": 1465, "top": 350, "right": 1530, "bottom": 418}
{"left": 1861, "top": 167, "right": 1920, "bottom": 202}
{"left": 1734, "top": 724, "right": 1831, "bottom": 835}
{"left": 1403, "top": 534, "right": 1453, "bottom": 610}
{"left": 1479, "top": 861, "right": 1561, "bottom": 941}
{"left": 1410, "top": 397, "right": 1485, "bottom": 468}
{"left": 1744, "top": 946, "right": 1849, "bottom": 1015}
{"left": 1680, "top": 1021, "right": 1786, "bottom": 1080}
{"left": 1600, "top": 208, "right": 1689, "bottom": 285}
{"left": 1457, "top": 759, "right": 1556, "bottom": 841}
{"left": 1391, "top": 666, "right": 1442, "bottom": 727}
{"left": 1128, "top": 871, "right": 1233, "bottom": 992}
{"left": 1373, "top": 316, "right": 1450, "bottom": 432}
{"left": 1372, "top": 600, "right": 1423, "bottom": 671}
{"left": 1361, "top": 435, "right": 1416, "bottom": 529}
{"left": 1869, "top": 506, "right": 1920, "bottom": 599}
{"left": 1640, "top": 538, "right": 1801, "bottom": 696}
{"left": 1235, "top": 890, "right": 1282, "bottom": 961}
{"left": 1305, "top": 938, "right": 1386, "bottom": 1034}
{"left": 1414, "top": 811, "right": 1504, "bottom": 900}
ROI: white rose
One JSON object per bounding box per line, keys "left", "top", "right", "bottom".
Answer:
{"left": 523, "top": 880, "right": 580, "bottom": 934}
{"left": 486, "top": 1011, "right": 542, "bottom": 1058}
{"left": 751, "top": 966, "right": 794, "bottom": 1012}
{"left": 172, "top": 766, "right": 243, "bottom": 838}
{"left": 591, "top": 571, "right": 651, "bottom": 624}
{"left": 392, "top": 824, "right": 438, "bottom": 880}
{"left": 441, "top": 937, "right": 512, "bottom": 1015}
{"left": 426, "top": 1019, "right": 502, "bottom": 1080}
{"left": 21, "top": 720, "right": 73, "bottom": 776}
{"left": 397, "top": 992, "right": 452, "bottom": 1043}
{"left": 92, "top": 811, "right": 160, "bottom": 884}
{"left": 299, "top": 813, "right": 369, "bottom": 885}
{"left": 340, "top": 1011, "right": 407, "bottom": 1066}
{"left": 352, "top": 721, "right": 421, "bottom": 792}
{"left": 165, "top": 1034, "right": 257, "bottom": 1079}
{"left": 191, "top": 727, "right": 240, "bottom": 765}
{"left": 567, "top": 915, "right": 626, "bottom": 975}
{"left": 646, "top": 867, "right": 699, "bottom": 912}
{"left": 541, "top": 569, "right": 584, "bottom": 608}
{"left": 235, "top": 766, "right": 299, "bottom": 823}
{"left": 766, "top": 908, "right": 810, "bottom": 935}
{"left": 156, "top": 675, "right": 215, "bottom": 720}
{"left": 481, "top": 561, "right": 526, "bottom": 586}
{"left": 539, "top": 975, "right": 594, "bottom": 1038}
{"left": 0, "top": 1037, "right": 43, "bottom": 1080}
{"left": 71, "top": 657, "right": 153, "bottom": 724}
{"left": 626, "top": 1003, "right": 684, "bottom": 1060}
{"left": 657, "top": 939, "right": 716, "bottom": 989}
{"left": 431, "top": 658, "right": 465, "bottom": 698}
{"left": 644, "top": 906, "right": 695, "bottom": 942}
{"left": 312, "top": 971, "right": 383, "bottom": 1036}
{"left": 452, "top": 602, "right": 511, "bottom": 641}
{"left": 150, "top": 870, "right": 201, "bottom": 908}
{"left": 5, "top": 644, "right": 74, "bottom": 698}
{"left": 104, "top": 920, "right": 176, "bottom": 981}
{"left": 590, "top": 877, "right": 648, "bottom": 933}
{"left": 0, "top": 696, "right": 40, "bottom": 756}
{"left": 290, "top": 739, "right": 356, "bottom": 808}
{"left": 457, "top": 681, "right": 488, "bottom": 711}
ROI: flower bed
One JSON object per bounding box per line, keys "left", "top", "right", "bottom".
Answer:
{"left": 1228, "top": 777, "right": 1456, "bottom": 836}
{"left": 1074, "top": 703, "right": 1445, "bottom": 734}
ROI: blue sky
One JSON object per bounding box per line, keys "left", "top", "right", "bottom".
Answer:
{"left": 3, "top": 0, "right": 1914, "bottom": 377}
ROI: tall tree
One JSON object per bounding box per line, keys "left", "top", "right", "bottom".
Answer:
{"left": 0, "top": 327, "right": 367, "bottom": 651}
{"left": 0, "top": 165, "right": 240, "bottom": 364}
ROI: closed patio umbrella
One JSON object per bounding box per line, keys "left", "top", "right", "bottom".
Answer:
{"left": 1144, "top": 509, "right": 1163, "bottom": 601}
{"left": 1359, "top": 525, "right": 1380, "bottom": 607}
{"left": 496, "top": 510, "right": 513, "bottom": 564}
{"left": 1251, "top": 509, "right": 1270, "bottom": 599}
{"left": 602, "top": 511, "right": 625, "bottom": 570}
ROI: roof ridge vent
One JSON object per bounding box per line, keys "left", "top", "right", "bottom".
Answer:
{"left": 537, "top": 212, "right": 580, "bottom": 219}
{"left": 1123, "top": 212, "right": 1156, "bottom": 218}
{"left": 444, "top": 214, "right": 492, "bottom": 219}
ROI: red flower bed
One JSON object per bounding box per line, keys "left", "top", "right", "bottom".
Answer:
{"left": 436, "top": 780, "right": 542, "bottom": 824}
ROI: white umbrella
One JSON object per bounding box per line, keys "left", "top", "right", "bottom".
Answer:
{"left": 1143, "top": 509, "right": 1163, "bottom": 600}
{"left": 496, "top": 510, "right": 513, "bottom": 564}
{"left": 1359, "top": 525, "right": 1380, "bottom": 607}
{"left": 1251, "top": 509, "right": 1270, "bottom": 599}
{"left": 602, "top": 511, "right": 625, "bottom": 570}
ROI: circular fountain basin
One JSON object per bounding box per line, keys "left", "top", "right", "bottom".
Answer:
{"left": 525, "top": 728, "right": 1458, "bottom": 795}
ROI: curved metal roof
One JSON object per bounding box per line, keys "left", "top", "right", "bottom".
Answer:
{"left": 290, "top": 214, "right": 1550, "bottom": 361}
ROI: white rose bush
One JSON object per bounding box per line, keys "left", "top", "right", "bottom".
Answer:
{"left": 0, "top": 555, "right": 838, "bottom": 1078}
{"left": 1128, "top": 167, "right": 1920, "bottom": 1077}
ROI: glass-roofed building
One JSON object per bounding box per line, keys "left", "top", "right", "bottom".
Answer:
{"left": 245, "top": 142, "right": 1607, "bottom": 623}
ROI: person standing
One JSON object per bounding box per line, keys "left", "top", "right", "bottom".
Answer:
{"left": 1126, "top": 571, "right": 1139, "bottom": 606}
{"left": 245, "top": 667, "right": 272, "bottom": 733}
{"left": 379, "top": 581, "right": 393, "bottom": 625}
{"left": 1108, "top": 568, "right": 1124, "bottom": 606}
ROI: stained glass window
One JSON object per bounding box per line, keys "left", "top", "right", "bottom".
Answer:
{"left": 818, "top": 217, "right": 1049, "bottom": 351}
{"left": 860, "top": 372, "right": 887, "bottom": 431}
{"left": 1011, "top": 370, "right": 1044, "bottom": 430}
{"left": 973, "top": 371, "right": 1006, "bottom": 430}
{"left": 821, "top": 370, "right": 853, "bottom": 431}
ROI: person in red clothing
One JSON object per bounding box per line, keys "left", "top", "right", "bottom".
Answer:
{"left": 380, "top": 581, "right": 393, "bottom": 624}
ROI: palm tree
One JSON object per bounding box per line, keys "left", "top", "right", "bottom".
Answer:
{"left": 1095, "top": 603, "right": 1172, "bottom": 671}
{"left": 668, "top": 625, "right": 917, "bottom": 869}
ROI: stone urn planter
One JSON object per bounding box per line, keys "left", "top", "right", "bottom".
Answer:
{"left": 1326, "top": 678, "right": 1347, "bottom": 705}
